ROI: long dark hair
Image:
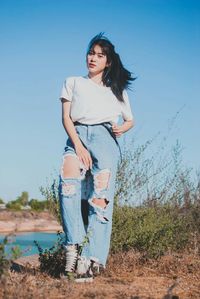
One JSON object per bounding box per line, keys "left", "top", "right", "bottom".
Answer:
{"left": 87, "top": 33, "right": 136, "bottom": 102}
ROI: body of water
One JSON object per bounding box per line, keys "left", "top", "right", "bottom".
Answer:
{"left": 0, "top": 232, "right": 65, "bottom": 257}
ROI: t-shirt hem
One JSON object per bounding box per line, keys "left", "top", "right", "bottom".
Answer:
{"left": 59, "top": 96, "right": 72, "bottom": 102}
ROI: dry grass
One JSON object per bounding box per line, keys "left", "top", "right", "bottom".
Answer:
{"left": 0, "top": 251, "right": 200, "bottom": 299}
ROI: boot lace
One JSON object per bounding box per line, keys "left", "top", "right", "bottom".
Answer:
{"left": 64, "top": 244, "right": 78, "bottom": 272}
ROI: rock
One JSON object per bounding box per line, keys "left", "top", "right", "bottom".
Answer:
{"left": 0, "top": 219, "right": 62, "bottom": 233}
{"left": 11, "top": 254, "right": 40, "bottom": 274}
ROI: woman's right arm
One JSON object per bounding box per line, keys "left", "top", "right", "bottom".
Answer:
{"left": 61, "top": 99, "right": 92, "bottom": 170}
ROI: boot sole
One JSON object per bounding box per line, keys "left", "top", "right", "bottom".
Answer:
{"left": 74, "top": 277, "right": 93, "bottom": 283}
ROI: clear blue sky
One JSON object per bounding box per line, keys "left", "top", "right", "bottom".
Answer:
{"left": 0, "top": 0, "right": 199, "bottom": 202}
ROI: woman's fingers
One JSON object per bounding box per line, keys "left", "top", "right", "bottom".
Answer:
{"left": 112, "top": 125, "right": 123, "bottom": 137}
{"left": 88, "top": 154, "right": 93, "bottom": 169}
{"left": 79, "top": 149, "right": 92, "bottom": 170}
{"left": 84, "top": 150, "right": 92, "bottom": 170}
{"left": 80, "top": 156, "right": 88, "bottom": 170}
{"left": 80, "top": 155, "right": 89, "bottom": 170}
{"left": 75, "top": 143, "right": 93, "bottom": 170}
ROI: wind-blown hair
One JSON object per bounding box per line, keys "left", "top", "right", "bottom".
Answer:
{"left": 87, "top": 33, "right": 136, "bottom": 102}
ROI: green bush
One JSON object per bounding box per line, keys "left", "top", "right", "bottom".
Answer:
{"left": 28, "top": 199, "right": 48, "bottom": 211}
{"left": 0, "top": 198, "right": 4, "bottom": 204}
{"left": 6, "top": 201, "right": 22, "bottom": 211}
{"left": 111, "top": 204, "right": 191, "bottom": 258}
{"left": 15, "top": 191, "right": 29, "bottom": 206}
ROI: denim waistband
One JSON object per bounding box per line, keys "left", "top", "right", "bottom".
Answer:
{"left": 73, "top": 121, "right": 122, "bottom": 162}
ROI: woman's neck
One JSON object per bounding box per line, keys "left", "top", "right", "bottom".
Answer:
{"left": 88, "top": 72, "right": 103, "bottom": 85}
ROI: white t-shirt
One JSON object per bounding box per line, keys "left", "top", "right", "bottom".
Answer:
{"left": 59, "top": 75, "right": 134, "bottom": 125}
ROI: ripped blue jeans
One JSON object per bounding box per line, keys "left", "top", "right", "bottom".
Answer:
{"left": 59, "top": 123, "right": 120, "bottom": 266}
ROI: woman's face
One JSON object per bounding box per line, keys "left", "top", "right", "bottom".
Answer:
{"left": 87, "top": 44, "right": 108, "bottom": 76}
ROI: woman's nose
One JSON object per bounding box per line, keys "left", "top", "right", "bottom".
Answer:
{"left": 91, "top": 55, "right": 96, "bottom": 62}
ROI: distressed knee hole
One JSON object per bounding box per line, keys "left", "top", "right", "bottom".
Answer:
{"left": 96, "top": 212, "right": 109, "bottom": 223}
{"left": 94, "top": 169, "right": 111, "bottom": 194}
{"left": 61, "top": 182, "right": 76, "bottom": 196}
{"left": 92, "top": 198, "right": 109, "bottom": 209}
{"left": 61, "top": 154, "right": 85, "bottom": 179}
{"left": 88, "top": 197, "right": 109, "bottom": 223}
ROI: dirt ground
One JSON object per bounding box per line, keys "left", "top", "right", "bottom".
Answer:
{"left": 1, "top": 211, "right": 200, "bottom": 298}
{"left": 1, "top": 251, "right": 200, "bottom": 299}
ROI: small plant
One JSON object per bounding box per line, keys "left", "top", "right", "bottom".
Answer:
{"left": 34, "top": 231, "right": 66, "bottom": 278}
{"left": 0, "top": 235, "right": 22, "bottom": 278}
{"left": 0, "top": 238, "right": 10, "bottom": 277}
{"left": 40, "top": 177, "right": 61, "bottom": 223}
{"left": 34, "top": 230, "right": 92, "bottom": 278}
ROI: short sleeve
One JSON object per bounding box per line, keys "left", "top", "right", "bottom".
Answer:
{"left": 121, "top": 90, "right": 134, "bottom": 121}
{"left": 59, "top": 77, "right": 75, "bottom": 101}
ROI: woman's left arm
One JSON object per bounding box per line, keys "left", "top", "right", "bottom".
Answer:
{"left": 112, "top": 119, "right": 135, "bottom": 138}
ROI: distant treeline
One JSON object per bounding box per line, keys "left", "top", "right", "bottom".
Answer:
{"left": 0, "top": 191, "right": 48, "bottom": 211}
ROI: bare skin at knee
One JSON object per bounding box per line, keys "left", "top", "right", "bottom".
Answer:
{"left": 92, "top": 170, "right": 111, "bottom": 208}
{"left": 92, "top": 198, "right": 108, "bottom": 209}
{"left": 62, "top": 155, "right": 81, "bottom": 178}
{"left": 94, "top": 170, "right": 110, "bottom": 190}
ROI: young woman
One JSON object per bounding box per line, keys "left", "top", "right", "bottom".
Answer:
{"left": 59, "top": 33, "right": 135, "bottom": 282}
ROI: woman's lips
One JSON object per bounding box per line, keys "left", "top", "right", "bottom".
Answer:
{"left": 89, "top": 63, "right": 96, "bottom": 67}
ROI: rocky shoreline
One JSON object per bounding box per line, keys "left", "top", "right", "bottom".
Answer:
{"left": 0, "top": 210, "right": 62, "bottom": 234}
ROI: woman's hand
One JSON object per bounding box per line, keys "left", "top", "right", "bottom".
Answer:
{"left": 74, "top": 142, "right": 93, "bottom": 170}
{"left": 112, "top": 124, "right": 124, "bottom": 138}
{"left": 112, "top": 120, "right": 134, "bottom": 137}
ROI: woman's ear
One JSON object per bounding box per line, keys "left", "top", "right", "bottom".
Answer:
{"left": 106, "top": 61, "right": 111, "bottom": 67}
